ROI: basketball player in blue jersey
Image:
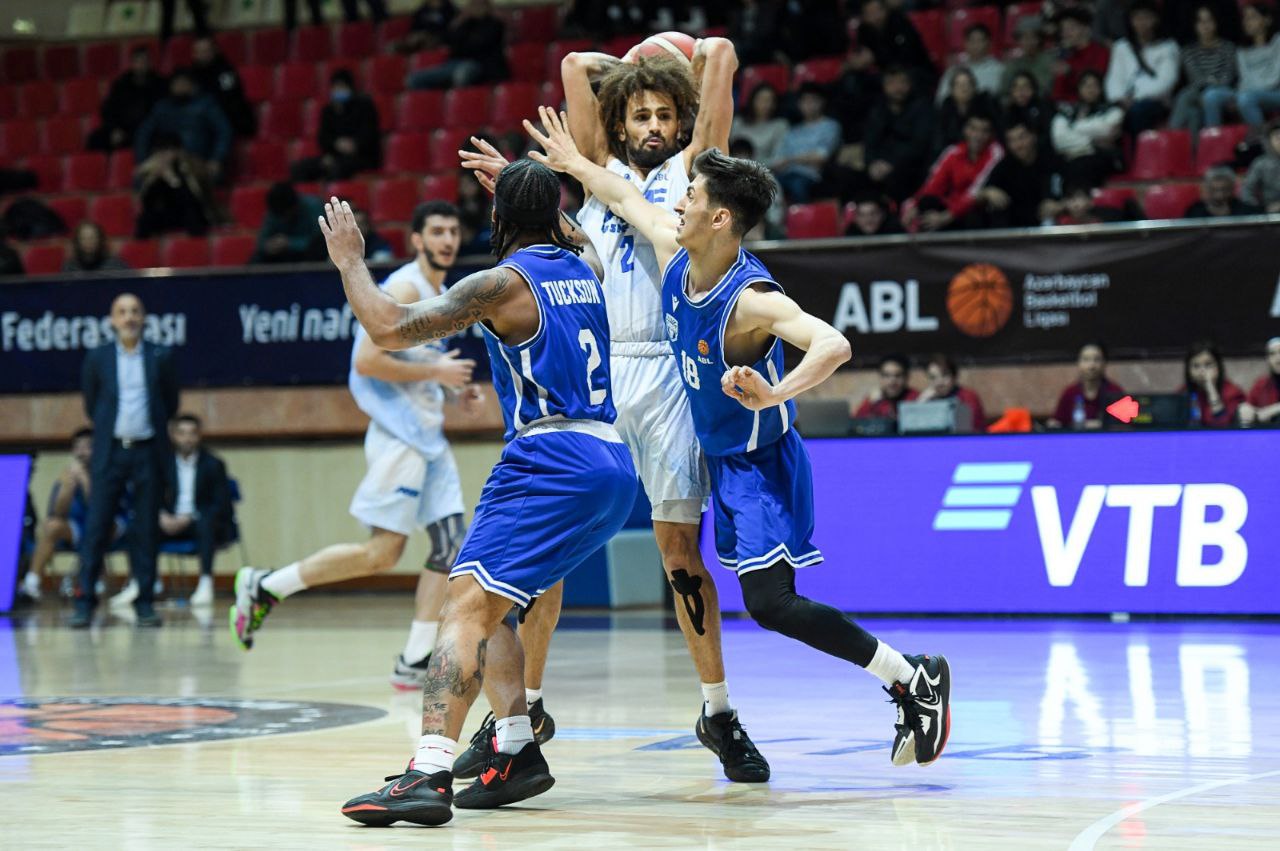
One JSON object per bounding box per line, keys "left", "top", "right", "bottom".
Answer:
{"left": 529, "top": 107, "right": 953, "bottom": 769}
{"left": 323, "top": 160, "right": 636, "bottom": 827}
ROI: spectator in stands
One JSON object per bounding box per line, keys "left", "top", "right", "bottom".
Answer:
{"left": 1047, "top": 341, "right": 1125, "bottom": 429}
{"left": 1171, "top": 6, "right": 1238, "bottom": 138}
{"left": 1004, "top": 16, "right": 1054, "bottom": 95}
{"left": 1242, "top": 118, "right": 1280, "bottom": 210}
{"left": 935, "top": 67, "right": 998, "bottom": 154}
{"left": 831, "top": 49, "right": 884, "bottom": 143}
{"left": 1204, "top": 3, "right": 1280, "bottom": 130}
{"left": 134, "top": 131, "right": 220, "bottom": 238}
{"left": 135, "top": 69, "right": 233, "bottom": 181}
{"left": 1052, "top": 70, "right": 1125, "bottom": 189}
{"left": 1185, "top": 166, "right": 1263, "bottom": 216}
{"left": 1051, "top": 9, "right": 1111, "bottom": 104}
{"left": 980, "top": 121, "right": 1062, "bottom": 227}
{"left": 1092, "top": 0, "right": 1131, "bottom": 44}
{"left": 778, "top": 0, "right": 848, "bottom": 62}
{"left": 190, "top": 36, "right": 257, "bottom": 139}
{"left": 283, "top": 0, "right": 323, "bottom": 31}
{"left": 1050, "top": 182, "right": 1129, "bottom": 224}
{"left": 354, "top": 208, "right": 396, "bottom": 262}
{"left": 456, "top": 167, "right": 493, "bottom": 254}
{"left": 1105, "top": 0, "right": 1181, "bottom": 135}
{"left": 844, "top": 192, "right": 904, "bottom": 236}
{"left": 253, "top": 183, "right": 327, "bottom": 264}
{"left": 1003, "top": 72, "right": 1054, "bottom": 146}
{"left": 160, "top": 413, "right": 234, "bottom": 607}
{"left": 0, "top": 226, "right": 21, "bottom": 276}
{"left": 727, "top": 0, "right": 783, "bottom": 66}
{"left": 1182, "top": 339, "right": 1246, "bottom": 427}
{"left": 393, "top": 0, "right": 456, "bottom": 55}
{"left": 916, "top": 353, "right": 987, "bottom": 431}
{"left": 1240, "top": 336, "right": 1280, "bottom": 424}
{"left": 290, "top": 70, "right": 382, "bottom": 182}
{"left": 63, "top": 222, "right": 128, "bottom": 272}
{"left": 773, "top": 82, "right": 842, "bottom": 203}
{"left": 937, "top": 25, "right": 1005, "bottom": 105}
{"left": 904, "top": 113, "right": 1005, "bottom": 232}
{"left": 853, "top": 0, "right": 936, "bottom": 94}
{"left": 853, "top": 353, "right": 917, "bottom": 421}
{"left": 88, "top": 45, "right": 167, "bottom": 153}
{"left": 731, "top": 84, "right": 789, "bottom": 167}
{"left": 406, "top": 0, "right": 508, "bottom": 90}
{"left": 864, "top": 66, "right": 935, "bottom": 202}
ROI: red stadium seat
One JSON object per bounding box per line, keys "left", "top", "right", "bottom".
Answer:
{"left": 19, "top": 82, "right": 58, "bottom": 118}
{"left": 118, "top": 239, "right": 162, "bottom": 269}
{"left": 240, "top": 65, "right": 274, "bottom": 102}
{"left": 380, "top": 225, "right": 407, "bottom": 258}
{"left": 490, "top": 83, "right": 538, "bottom": 131}
{"left": 786, "top": 201, "right": 841, "bottom": 239}
{"left": 1196, "top": 125, "right": 1249, "bottom": 174}
{"left": 443, "top": 86, "right": 490, "bottom": 129}
{"left": 791, "top": 57, "right": 844, "bottom": 88}
{"left": 410, "top": 47, "right": 450, "bottom": 71}
{"left": 230, "top": 185, "right": 270, "bottom": 229}
{"left": 1092, "top": 186, "right": 1137, "bottom": 210}
{"left": 42, "top": 44, "right": 82, "bottom": 81}
{"left": 739, "top": 64, "right": 791, "bottom": 99}
{"left": 276, "top": 63, "right": 321, "bottom": 101}
{"left": 23, "top": 155, "right": 64, "bottom": 192}
{"left": 908, "top": 10, "right": 948, "bottom": 69}
{"left": 107, "top": 151, "right": 136, "bottom": 190}
{"left": 162, "top": 36, "right": 194, "bottom": 72}
{"left": 2, "top": 45, "right": 38, "bottom": 83}
{"left": 430, "top": 127, "right": 473, "bottom": 173}
{"left": 46, "top": 196, "right": 89, "bottom": 228}
{"left": 373, "top": 93, "right": 396, "bottom": 132}
{"left": 302, "top": 99, "right": 324, "bottom": 137}
{"left": 540, "top": 79, "right": 565, "bottom": 110}
{"left": 396, "top": 90, "right": 445, "bottom": 132}
{"left": 545, "top": 39, "right": 593, "bottom": 80}
{"left": 215, "top": 30, "right": 249, "bottom": 66}
{"left": 292, "top": 25, "right": 334, "bottom": 62}
{"left": 0, "top": 121, "right": 40, "bottom": 158}
{"left": 507, "top": 43, "right": 546, "bottom": 83}
{"left": 42, "top": 117, "right": 85, "bottom": 155}
{"left": 290, "top": 138, "right": 321, "bottom": 161}
{"left": 327, "top": 179, "right": 371, "bottom": 211}
{"left": 22, "top": 243, "right": 67, "bottom": 275}
{"left": 1132, "top": 129, "right": 1194, "bottom": 180}
{"left": 259, "top": 101, "right": 304, "bottom": 141}
{"left": 90, "top": 193, "right": 136, "bottom": 237}
{"left": 947, "top": 7, "right": 1005, "bottom": 54}
{"left": 241, "top": 140, "right": 288, "bottom": 182}
{"left": 422, "top": 172, "right": 459, "bottom": 203}
{"left": 602, "top": 35, "right": 638, "bottom": 59}
{"left": 294, "top": 181, "right": 324, "bottom": 199}
{"left": 0, "top": 86, "right": 15, "bottom": 120}
{"left": 250, "top": 29, "right": 290, "bottom": 66}
{"left": 212, "top": 233, "right": 257, "bottom": 267}
{"left": 84, "top": 41, "right": 124, "bottom": 77}
{"left": 162, "top": 236, "right": 212, "bottom": 268}
{"left": 378, "top": 16, "right": 413, "bottom": 49}
{"left": 384, "top": 132, "right": 432, "bottom": 173}
{"left": 508, "top": 5, "right": 559, "bottom": 42}
{"left": 366, "top": 54, "right": 408, "bottom": 96}
{"left": 372, "top": 177, "right": 421, "bottom": 222}
{"left": 1142, "top": 183, "right": 1202, "bottom": 219}
{"left": 339, "top": 21, "right": 376, "bottom": 57}
{"left": 61, "top": 78, "right": 103, "bottom": 115}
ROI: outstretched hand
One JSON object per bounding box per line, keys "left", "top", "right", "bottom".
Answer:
{"left": 721, "top": 365, "right": 779, "bottom": 412}
{"left": 318, "top": 196, "right": 365, "bottom": 271}
{"left": 524, "top": 106, "right": 585, "bottom": 174}
{"left": 458, "top": 136, "right": 508, "bottom": 195}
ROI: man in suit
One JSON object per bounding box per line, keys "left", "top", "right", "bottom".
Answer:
{"left": 72, "top": 293, "right": 180, "bottom": 628}
{"left": 160, "top": 413, "right": 234, "bottom": 607}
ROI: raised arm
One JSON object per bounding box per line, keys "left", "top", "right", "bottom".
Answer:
{"left": 352, "top": 276, "right": 477, "bottom": 388}
{"left": 561, "top": 51, "right": 621, "bottom": 167}
{"left": 684, "top": 38, "right": 739, "bottom": 169}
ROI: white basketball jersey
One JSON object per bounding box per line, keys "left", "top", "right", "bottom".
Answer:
{"left": 576, "top": 152, "right": 690, "bottom": 346}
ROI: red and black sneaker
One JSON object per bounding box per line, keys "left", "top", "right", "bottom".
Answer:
{"left": 340, "top": 765, "right": 453, "bottom": 826}
{"left": 453, "top": 740, "right": 555, "bottom": 809}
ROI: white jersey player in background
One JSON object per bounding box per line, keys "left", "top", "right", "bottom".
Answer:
{"left": 230, "top": 201, "right": 481, "bottom": 690}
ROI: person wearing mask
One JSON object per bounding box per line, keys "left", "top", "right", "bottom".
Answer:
{"left": 406, "top": 0, "right": 508, "bottom": 89}
{"left": 1105, "top": 0, "right": 1180, "bottom": 135}
{"left": 190, "top": 36, "right": 257, "bottom": 138}
{"left": 1047, "top": 342, "right": 1125, "bottom": 429}
{"left": 63, "top": 222, "right": 128, "bottom": 272}
{"left": 134, "top": 69, "right": 233, "bottom": 181}
{"left": 979, "top": 121, "right": 1062, "bottom": 228}
{"left": 904, "top": 113, "right": 1005, "bottom": 232}
{"left": 72, "top": 293, "right": 179, "bottom": 628}
{"left": 134, "top": 131, "right": 220, "bottom": 238}
{"left": 853, "top": 0, "right": 936, "bottom": 94}
{"left": 730, "top": 84, "right": 789, "bottom": 167}
{"left": 1051, "top": 70, "right": 1126, "bottom": 190}
{"left": 253, "top": 182, "right": 327, "bottom": 264}
{"left": 844, "top": 192, "right": 904, "bottom": 236}
{"left": 773, "top": 82, "right": 842, "bottom": 203}
{"left": 1003, "top": 17, "right": 1054, "bottom": 95}
{"left": 1184, "top": 166, "right": 1262, "bottom": 217}
{"left": 160, "top": 414, "right": 235, "bottom": 607}
{"left": 1241, "top": 337, "right": 1280, "bottom": 425}
{"left": 1182, "top": 340, "right": 1246, "bottom": 427}
{"left": 863, "top": 66, "right": 935, "bottom": 201}
{"left": 913, "top": 354, "right": 987, "bottom": 431}
{"left": 88, "top": 45, "right": 167, "bottom": 153}
{"left": 1051, "top": 9, "right": 1110, "bottom": 104}
{"left": 934, "top": 67, "right": 998, "bottom": 154}
{"left": 937, "top": 25, "right": 1005, "bottom": 105}
{"left": 853, "top": 353, "right": 917, "bottom": 420}
{"left": 1204, "top": 3, "right": 1280, "bottom": 130}
{"left": 1242, "top": 118, "right": 1280, "bottom": 211}
{"left": 291, "top": 70, "right": 383, "bottom": 181}
{"left": 1170, "top": 5, "right": 1237, "bottom": 137}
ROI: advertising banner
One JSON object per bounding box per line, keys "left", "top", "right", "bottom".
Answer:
{"left": 705, "top": 431, "right": 1280, "bottom": 614}
{"left": 0, "top": 455, "right": 32, "bottom": 613}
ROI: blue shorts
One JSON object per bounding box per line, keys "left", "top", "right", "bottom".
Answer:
{"left": 450, "top": 427, "right": 637, "bottom": 607}
{"left": 706, "top": 428, "right": 822, "bottom": 575}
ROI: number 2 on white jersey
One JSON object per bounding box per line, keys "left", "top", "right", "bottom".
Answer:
{"left": 578, "top": 329, "right": 607, "bottom": 405}
{"left": 618, "top": 235, "right": 635, "bottom": 273}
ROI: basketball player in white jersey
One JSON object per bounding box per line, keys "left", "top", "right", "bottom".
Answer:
{"left": 230, "top": 202, "right": 479, "bottom": 689}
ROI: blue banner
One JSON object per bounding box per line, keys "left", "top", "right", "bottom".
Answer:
{"left": 0, "top": 455, "right": 32, "bottom": 612}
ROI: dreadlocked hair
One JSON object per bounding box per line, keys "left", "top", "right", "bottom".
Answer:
{"left": 489, "top": 159, "right": 582, "bottom": 258}
{"left": 596, "top": 56, "right": 698, "bottom": 164}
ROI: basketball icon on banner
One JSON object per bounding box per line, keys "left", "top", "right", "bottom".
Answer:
{"left": 947, "top": 263, "right": 1013, "bottom": 337}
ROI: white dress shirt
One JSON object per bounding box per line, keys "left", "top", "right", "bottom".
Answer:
{"left": 174, "top": 453, "right": 197, "bottom": 516}
{"left": 113, "top": 342, "right": 154, "bottom": 440}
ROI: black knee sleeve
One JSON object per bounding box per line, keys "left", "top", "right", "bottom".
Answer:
{"left": 423, "top": 513, "right": 466, "bottom": 574}
{"left": 740, "top": 568, "right": 795, "bottom": 634}
{"left": 738, "top": 562, "right": 878, "bottom": 667}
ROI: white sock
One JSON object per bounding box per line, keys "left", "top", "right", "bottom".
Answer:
{"left": 414, "top": 734, "right": 457, "bottom": 775}
{"left": 865, "top": 640, "right": 916, "bottom": 686}
{"left": 525, "top": 688, "right": 542, "bottom": 707}
{"left": 700, "top": 681, "right": 732, "bottom": 716}
{"left": 495, "top": 715, "right": 534, "bottom": 755}
{"left": 261, "top": 563, "right": 306, "bottom": 600}
{"left": 403, "top": 620, "right": 439, "bottom": 663}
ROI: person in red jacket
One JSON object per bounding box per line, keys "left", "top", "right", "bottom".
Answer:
{"left": 916, "top": 353, "right": 987, "bottom": 431}
{"left": 1181, "top": 340, "right": 1246, "bottom": 428}
{"left": 1048, "top": 341, "right": 1126, "bottom": 429}
{"left": 853, "top": 353, "right": 918, "bottom": 420}
{"left": 1051, "top": 9, "right": 1111, "bottom": 103}
{"left": 901, "top": 113, "right": 1005, "bottom": 232}
{"left": 1241, "top": 336, "right": 1280, "bottom": 425}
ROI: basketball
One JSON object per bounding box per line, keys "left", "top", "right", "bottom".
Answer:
{"left": 946, "top": 263, "right": 1014, "bottom": 337}
{"left": 623, "top": 31, "right": 697, "bottom": 65}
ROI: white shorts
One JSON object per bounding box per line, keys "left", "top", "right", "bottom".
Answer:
{"left": 349, "top": 422, "right": 465, "bottom": 537}
{"left": 611, "top": 349, "right": 710, "bottom": 525}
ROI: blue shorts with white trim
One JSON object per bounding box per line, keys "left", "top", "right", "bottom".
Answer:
{"left": 706, "top": 427, "right": 823, "bottom": 575}
{"left": 450, "top": 428, "right": 636, "bottom": 607}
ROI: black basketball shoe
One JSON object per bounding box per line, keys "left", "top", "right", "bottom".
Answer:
{"left": 453, "top": 700, "right": 556, "bottom": 779}
{"left": 885, "top": 653, "right": 952, "bottom": 766}
{"left": 695, "top": 709, "right": 771, "bottom": 782}
{"left": 453, "top": 740, "right": 555, "bottom": 809}
{"left": 340, "top": 765, "right": 454, "bottom": 826}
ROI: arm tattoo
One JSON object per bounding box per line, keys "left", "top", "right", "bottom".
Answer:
{"left": 396, "top": 268, "right": 514, "bottom": 345}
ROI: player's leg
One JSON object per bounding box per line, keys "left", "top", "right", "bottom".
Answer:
{"left": 71, "top": 455, "right": 129, "bottom": 625}
{"left": 391, "top": 516, "right": 463, "bottom": 690}
{"left": 23, "top": 517, "right": 73, "bottom": 600}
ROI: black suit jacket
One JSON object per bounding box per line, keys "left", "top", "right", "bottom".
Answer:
{"left": 81, "top": 341, "right": 180, "bottom": 467}
{"left": 163, "top": 449, "right": 233, "bottom": 524}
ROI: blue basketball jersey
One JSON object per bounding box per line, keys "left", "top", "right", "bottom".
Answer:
{"left": 661, "top": 247, "right": 795, "bottom": 457}
{"left": 485, "top": 245, "right": 616, "bottom": 441}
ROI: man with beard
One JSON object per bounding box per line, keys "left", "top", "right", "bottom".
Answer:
{"left": 231, "top": 202, "right": 484, "bottom": 692}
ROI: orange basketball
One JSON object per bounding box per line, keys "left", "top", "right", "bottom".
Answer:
{"left": 946, "top": 263, "right": 1013, "bottom": 338}
{"left": 623, "top": 32, "right": 696, "bottom": 65}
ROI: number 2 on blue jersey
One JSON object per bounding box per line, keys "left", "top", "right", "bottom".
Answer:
{"left": 578, "top": 329, "right": 607, "bottom": 404}
{"left": 618, "top": 236, "right": 634, "bottom": 273}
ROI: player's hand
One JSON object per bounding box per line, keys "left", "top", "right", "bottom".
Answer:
{"left": 459, "top": 136, "right": 508, "bottom": 195}
{"left": 432, "top": 349, "right": 477, "bottom": 390}
{"left": 525, "top": 106, "right": 585, "bottom": 174}
{"left": 721, "top": 365, "right": 779, "bottom": 412}
{"left": 318, "top": 196, "right": 365, "bottom": 271}
{"left": 460, "top": 382, "right": 485, "bottom": 415}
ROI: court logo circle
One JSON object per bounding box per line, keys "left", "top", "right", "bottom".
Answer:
{"left": 946, "top": 264, "right": 1014, "bottom": 338}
